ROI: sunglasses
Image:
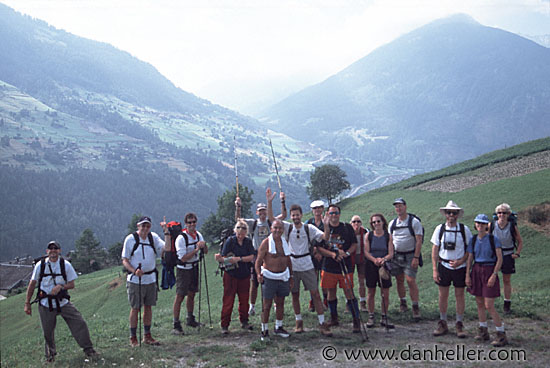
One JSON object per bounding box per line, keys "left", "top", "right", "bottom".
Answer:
{"left": 186, "top": 220, "right": 197, "bottom": 224}
{"left": 351, "top": 220, "right": 362, "bottom": 223}
{"left": 497, "top": 211, "right": 509, "bottom": 215}
{"left": 236, "top": 226, "right": 246, "bottom": 230}
{"left": 296, "top": 229, "right": 300, "bottom": 239}
{"left": 328, "top": 211, "right": 340, "bottom": 215}
{"left": 446, "top": 211, "right": 458, "bottom": 216}
{"left": 371, "top": 220, "right": 382, "bottom": 224}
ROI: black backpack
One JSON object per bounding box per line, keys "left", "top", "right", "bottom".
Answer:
{"left": 389, "top": 213, "right": 424, "bottom": 267}
{"left": 470, "top": 234, "right": 496, "bottom": 262}
{"left": 130, "top": 232, "right": 156, "bottom": 257}
{"left": 285, "top": 223, "right": 313, "bottom": 260}
{"left": 163, "top": 221, "right": 183, "bottom": 269}
{"left": 367, "top": 230, "right": 390, "bottom": 254}
{"left": 490, "top": 212, "right": 518, "bottom": 250}
{"left": 34, "top": 256, "right": 69, "bottom": 312}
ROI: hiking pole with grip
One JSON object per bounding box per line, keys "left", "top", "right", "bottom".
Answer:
{"left": 198, "top": 252, "right": 202, "bottom": 332}
{"left": 201, "top": 251, "right": 213, "bottom": 329}
{"left": 234, "top": 136, "right": 239, "bottom": 197}
{"left": 137, "top": 263, "right": 142, "bottom": 347}
{"left": 268, "top": 138, "right": 282, "bottom": 192}
{"left": 339, "top": 259, "right": 369, "bottom": 342}
{"left": 379, "top": 261, "right": 389, "bottom": 333}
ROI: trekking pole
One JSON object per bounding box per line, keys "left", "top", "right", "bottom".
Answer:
{"left": 201, "top": 250, "right": 213, "bottom": 329}
{"left": 339, "top": 259, "right": 369, "bottom": 342}
{"left": 268, "top": 138, "right": 282, "bottom": 192}
{"left": 198, "top": 255, "right": 202, "bottom": 332}
{"left": 379, "top": 261, "right": 389, "bottom": 333}
{"left": 233, "top": 136, "right": 239, "bottom": 197}
{"left": 137, "top": 263, "right": 142, "bottom": 347}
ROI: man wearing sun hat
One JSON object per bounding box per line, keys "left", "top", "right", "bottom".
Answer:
{"left": 430, "top": 201, "right": 473, "bottom": 338}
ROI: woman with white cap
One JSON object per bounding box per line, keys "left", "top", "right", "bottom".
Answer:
{"left": 465, "top": 214, "right": 507, "bottom": 347}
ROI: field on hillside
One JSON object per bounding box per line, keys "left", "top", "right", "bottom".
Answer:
{"left": 2, "top": 153, "right": 549, "bottom": 367}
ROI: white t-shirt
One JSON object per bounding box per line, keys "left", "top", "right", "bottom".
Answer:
{"left": 283, "top": 221, "right": 324, "bottom": 272}
{"left": 430, "top": 223, "right": 472, "bottom": 270}
{"left": 31, "top": 258, "right": 78, "bottom": 309}
{"left": 389, "top": 215, "right": 423, "bottom": 253}
{"left": 176, "top": 230, "right": 204, "bottom": 270}
{"left": 122, "top": 232, "right": 165, "bottom": 285}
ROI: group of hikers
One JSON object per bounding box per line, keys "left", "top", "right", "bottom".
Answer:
{"left": 24, "top": 188, "right": 523, "bottom": 362}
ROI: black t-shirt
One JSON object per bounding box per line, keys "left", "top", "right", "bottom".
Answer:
{"left": 221, "top": 235, "right": 256, "bottom": 279}
{"left": 323, "top": 222, "right": 356, "bottom": 274}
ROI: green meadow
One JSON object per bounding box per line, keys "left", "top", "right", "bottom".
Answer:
{"left": 1, "top": 142, "right": 549, "bottom": 367}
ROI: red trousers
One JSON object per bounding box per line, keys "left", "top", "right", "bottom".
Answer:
{"left": 221, "top": 273, "right": 250, "bottom": 328}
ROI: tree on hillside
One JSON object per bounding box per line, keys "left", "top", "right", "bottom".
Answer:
{"left": 306, "top": 164, "right": 351, "bottom": 204}
{"left": 201, "top": 184, "right": 254, "bottom": 244}
{"left": 107, "top": 214, "right": 143, "bottom": 265}
{"left": 127, "top": 213, "right": 143, "bottom": 234}
{"left": 71, "top": 228, "right": 105, "bottom": 273}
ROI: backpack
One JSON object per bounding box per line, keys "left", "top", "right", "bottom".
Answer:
{"left": 176, "top": 231, "right": 201, "bottom": 267}
{"left": 130, "top": 232, "right": 156, "bottom": 257}
{"left": 163, "top": 221, "right": 183, "bottom": 269}
{"left": 389, "top": 213, "right": 424, "bottom": 267}
{"left": 367, "top": 230, "right": 390, "bottom": 254}
{"left": 34, "top": 256, "right": 69, "bottom": 312}
{"left": 470, "top": 234, "right": 496, "bottom": 263}
{"left": 490, "top": 212, "right": 518, "bottom": 249}
{"left": 285, "top": 224, "right": 313, "bottom": 259}
{"left": 438, "top": 223, "right": 467, "bottom": 254}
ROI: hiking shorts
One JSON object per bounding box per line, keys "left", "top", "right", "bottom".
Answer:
{"left": 467, "top": 263, "right": 500, "bottom": 298}
{"left": 501, "top": 254, "right": 516, "bottom": 274}
{"left": 291, "top": 269, "right": 318, "bottom": 293}
{"left": 320, "top": 271, "right": 354, "bottom": 289}
{"left": 176, "top": 267, "right": 199, "bottom": 296}
{"left": 389, "top": 251, "right": 417, "bottom": 278}
{"left": 262, "top": 277, "right": 290, "bottom": 300}
{"left": 365, "top": 260, "right": 392, "bottom": 289}
{"left": 127, "top": 282, "right": 157, "bottom": 309}
{"left": 436, "top": 263, "right": 466, "bottom": 288}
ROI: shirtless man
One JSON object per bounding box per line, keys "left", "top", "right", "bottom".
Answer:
{"left": 255, "top": 219, "right": 293, "bottom": 341}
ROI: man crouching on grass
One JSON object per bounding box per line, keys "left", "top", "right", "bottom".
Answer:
{"left": 255, "top": 219, "right": 293, "bottom": 341}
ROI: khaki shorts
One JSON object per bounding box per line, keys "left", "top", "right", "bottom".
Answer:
{"left": 291, "top": 269, "right": 318, "bottom": 293}
{"left": 127, "top": 282, "right": 157, "bottom": 309}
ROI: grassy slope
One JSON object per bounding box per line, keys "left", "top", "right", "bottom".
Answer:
{"left": 1, "top": 151, "right": 549, "bottom": 366}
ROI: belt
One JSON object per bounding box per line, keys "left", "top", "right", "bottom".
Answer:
{"left": 395, "top": 250, "right": 415, "bottom": 255}
{"left": 291, "top": 253, "right": 310, "bottom": 259}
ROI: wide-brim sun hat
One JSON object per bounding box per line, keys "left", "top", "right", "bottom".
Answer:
{"left": 439, "top": 200, "right": 464, "bottom": 218}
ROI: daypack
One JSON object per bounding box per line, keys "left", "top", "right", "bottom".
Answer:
{"left": 176, "top": 231, "right": 201, "bottom": 267}
{"left": 130, "top": 232, "right": 156, "bottom": 257}
{"left": 389, "top": 213, "right": 424, "bottom": 267}
{"left": 490, "top": 212, "right": 518, "bottom": 250}
{"left": 163, "top": 221, "right": 183, "bottom": 269}
{"left": 285, "top": 223, "right": 312, "bottom": 259}
{"left": 33, "top": 256, "right": 70, "bottom": 312}
{"left": 470, "top": 234, "right": 496, "bottom": 263}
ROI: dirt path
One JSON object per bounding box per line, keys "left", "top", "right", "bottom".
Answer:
{"left": 411, "top": 151, "right": 550, "bottom": 192}
{"left": 172, "top": 316, "right": 549, "bottom": 367}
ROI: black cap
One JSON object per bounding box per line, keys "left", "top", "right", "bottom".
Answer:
{"left": 137, "top": 216, "right": 152, "bottom": 225}
{"left": 47, "top": 241, "right": 61, "bottom": 249}
{"left": 392, "top": 197, "right": 406, "bottom": 205}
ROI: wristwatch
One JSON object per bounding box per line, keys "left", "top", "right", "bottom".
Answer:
{"left": 345, "top": 251, "right": 351, "bottom": 257}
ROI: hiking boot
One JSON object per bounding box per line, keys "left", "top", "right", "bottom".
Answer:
{"left": 381, "top": 316, "right": 395, "bottom": 329}
{"left": 172, "top": 321, "right": 184, "bottom": 335}
{"left": 309, "top": 300, "right": 315, "bottom": 312}
{"left": 143, "top": 333, "right": 160, "bottom": 346}
{"left": 474, "top": 326, "right": 490, "bottom": 341}
{"left": 274, "top": 326, "right": 290, "bottom": 338}
{"left": 360, "top": 301, "right": 368, "bottom": 312}
{"left": 130, "top": 336, "right": 139, "bottom": 347}
{"left": 84, "top": 348, "right": 99, "bottom": 357}
{"left": 294, "top": 319, "right": 304, "bottom": 333}
{"left": 46, "top": 355, "right": 55, "bottom": 363}
{"left": 433, "top": 320, "right": 449, "bottom": 336}
{"left": 400, "top": 299, "right": 408, "bottom": 312}
{"left": 352, "top": 318, "right": 361, "bottom": 333}
{"left": 412, "top": 304, "right": 421, "bottom": 321}
{"left": 456, "top": 321, "right": 467, "bottom": 338}
{"left": 366, "top": 314, "right": 375, "bottom": 328}
{"left": 503, "top": 300, "right": 511, "bottom": 314}
{"left": 221, "top": 326, "right": 229, "bottom": 335}
{"left": 319, "top": 322, "right": 333, "bottom": 337}
{"left": 491, "top": 331, "right": 508, "bottom": 347}
{"left": 186, "top": 315, "right": 200, "bottom": 328}
{"left": 248, "top": 304, "right": 256, "bottom": 316}
{"left": 329, "top": 315, "right": 339, "bottom": 327}
{"left": 260, "top": 330, "right": 270, "bottom": 342}
{"left": 241, "top": 322, "right": 253, "bottom": 330}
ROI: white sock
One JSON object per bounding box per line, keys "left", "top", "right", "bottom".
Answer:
{"left": 261, "top": 323, "right": 268, "bottom": 332}
{"left": 496, "top": 324, "right": 505, "bottom": 332}
{"left": 504, "top": 299, "right": 511, "bottom": 302}
{"left": 295, "top": 314, "right": 302, "bottom": 321}
{"left": 440, "top": 312, "right": 447, "bottom": 321}
{"left": 249, "top": 304, "right": 255, "bottom": 309}
{"left": 456, "top": 314, "right": 463, "bottom": 323}
{"left": 479, "top": 321, "right": 488, "bottom": 328}
{"left": 275, "top": 319, "right": 283, "bottom": 329}
{"left": 318, "top": 314, "right": 325, "bottom": 324}
{"left": 360, "top": 297, "right": 366, "bottom": 302}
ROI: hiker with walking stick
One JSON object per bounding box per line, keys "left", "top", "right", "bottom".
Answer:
{"left": 172, "top": 212, "right": 208, "bottom": 335}
{"left": 214, "top": 219, "right": 256, "bottom": 334}
{"left": 364, "top": 214, "right": 395, "bottom": 329}
{"left": 122, "top": 216, "right": 170, "bottom": 347}
{"left": 315, "top": 204, "right": 361, "bottom": 333}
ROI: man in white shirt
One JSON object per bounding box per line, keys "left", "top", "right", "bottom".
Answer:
{"left": 24, "top": 241, "right": 97, "bottom": 362}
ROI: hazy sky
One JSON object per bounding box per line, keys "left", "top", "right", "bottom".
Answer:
{"left": 2, "top": 0, "right": 549, "bottom": 115}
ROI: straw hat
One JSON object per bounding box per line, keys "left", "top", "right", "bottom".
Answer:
{"left": 439, "top": 200, "right": 464, "bottom": 218}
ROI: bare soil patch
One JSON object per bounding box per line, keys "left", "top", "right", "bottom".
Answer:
{"left": 412, "top": 151, "right": 550, "bottom": 192}
{"left": 519, "top": 202, "right": 550, "bottom": 237}
{"left": 108, "top": 276, "right": 123, "bottom": 290}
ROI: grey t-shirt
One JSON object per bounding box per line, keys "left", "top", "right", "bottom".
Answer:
{"left": 389, "top": 215, "right": 423, "bottom": 253}
{"left": 244, "top": 218, "right": 270, "bottom": 250}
